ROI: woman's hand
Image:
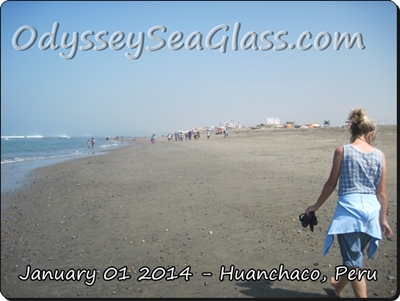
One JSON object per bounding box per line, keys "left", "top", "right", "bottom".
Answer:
{"left": 305, "top": 205, "right": 319, "bottom": 216}
{"left": 380, "top": 220, "right": 393, "bottom": 238}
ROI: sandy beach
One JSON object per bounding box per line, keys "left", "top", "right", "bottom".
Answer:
{"left": 1, "top": 126, "right": 397, "bottom": 298}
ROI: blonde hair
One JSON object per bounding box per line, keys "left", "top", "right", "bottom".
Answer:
{"left": 348, "top": 108, "right": 376, "bottom": 143}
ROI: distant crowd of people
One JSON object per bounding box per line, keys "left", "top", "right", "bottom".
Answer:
{"left": 166, "top": 130, "right": 201, "bottom": 141}
{"left": 165, "top": 129, "right": 229, "bottom": 142}
{"left": 86, "top": 130, "right": 230, "bottom": 147}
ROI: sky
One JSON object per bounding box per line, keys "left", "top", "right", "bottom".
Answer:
{"left": 0, "top": 1, "right": 397, "bottom": 137}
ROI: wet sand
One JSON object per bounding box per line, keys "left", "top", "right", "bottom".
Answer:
{"left": 1, "top": 126, "right": 397, "bottom": 298}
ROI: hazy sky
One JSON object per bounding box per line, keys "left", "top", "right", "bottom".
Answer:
{"left": 1, "top": 1, "right": 397, "bottom": 137}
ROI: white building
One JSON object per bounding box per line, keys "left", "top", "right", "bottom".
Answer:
{"left": 220, "top": 120, "right": 243, "bottom": 129}
{"left": 266, "top": 118, "right": 280, "bottom": 125}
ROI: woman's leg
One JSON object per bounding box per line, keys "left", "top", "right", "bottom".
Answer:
{"left": 349, "top": 270, "right": 367, "bottom": 298}
{"left": 330, "top": 275, "right": 349, "bottom": 297}
{"left": 337, "top": 233, "right": 370, "bottom": 298}
{"left": 331, "top": 268, "right": 367, "bottom": 298}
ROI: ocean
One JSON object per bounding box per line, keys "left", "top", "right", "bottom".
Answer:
{"left": 1, "top": 135, "right": 124, "bottom": 208}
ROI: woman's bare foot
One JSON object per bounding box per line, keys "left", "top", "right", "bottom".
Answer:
{"left": 330, "top": 277, "right": 342, "bottom": 298}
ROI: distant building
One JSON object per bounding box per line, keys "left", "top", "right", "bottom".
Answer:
{"left": 267, "top": 118, "right": 280, "bottom": 125}
{"left": 220, "top": 120, "right": 244, "bottom": 129}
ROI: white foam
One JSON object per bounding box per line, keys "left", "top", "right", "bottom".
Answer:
{"left": 99, "top": 143, "right": 118, "bottom": 149}
{"left": 1, "top": 152, "right": 83, "bottom": 165}
{"left": 1, "top": 158, "right": 26, "bottom": 164}
{"left": 1, "top": 135, "right": 43, "bottom": 139}
{"left": 1, "top": 136, "right": 25, "bottom": 139}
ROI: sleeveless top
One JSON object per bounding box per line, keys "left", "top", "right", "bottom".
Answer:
{"left": 338, "top": 144, "right": 383, "bottom": 195}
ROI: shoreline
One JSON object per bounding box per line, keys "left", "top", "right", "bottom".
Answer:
{"left": 1, "top": 126, "right": 397, "bottom": 298}
{"left": 1, "top": 142, "right": 130, "bottom": 207}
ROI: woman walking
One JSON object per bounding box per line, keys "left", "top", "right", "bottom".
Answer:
{"left": 305, "top": 108, "right": 392, "bottom": 298}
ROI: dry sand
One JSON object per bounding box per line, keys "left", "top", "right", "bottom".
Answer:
{"left": 1, "top": 126, "right": 397, "bottom": 298}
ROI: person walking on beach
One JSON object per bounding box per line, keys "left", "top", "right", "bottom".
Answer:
{"left": 207, "top": 129, "right": 211, "bottom": 139}
{"left": 91, "top": 138, "right": 95, "bottom": 148}
{"left": 87, "top": 140, "right": 90, "bottom": 148}
{"left": 305, "top": 108, "right": 392, "bottom": 298}
{"left": 224, "top": 128, "right": 228, "bottom": 138}
{"left": 150, "top": 134, "right": 156, "bottom": 144}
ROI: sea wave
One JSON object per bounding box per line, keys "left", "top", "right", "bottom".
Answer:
{"left": 1, "top": 135, "right": 73, "bottom": 140}
{"left": 1, "top": 135, "right": 44, "bottom": 139}
{"left": 99, "top": 143, "right": 119, "bottom": 149}
{"left": 0, "top": 152, "right": 82, "bottom": 165}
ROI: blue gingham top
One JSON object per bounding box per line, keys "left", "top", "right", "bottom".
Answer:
{"left": 338, "top": 144, "right": 383, "bottom": 195}
{"left": 323, "top": 144, "right": 384, "bottom": 260}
